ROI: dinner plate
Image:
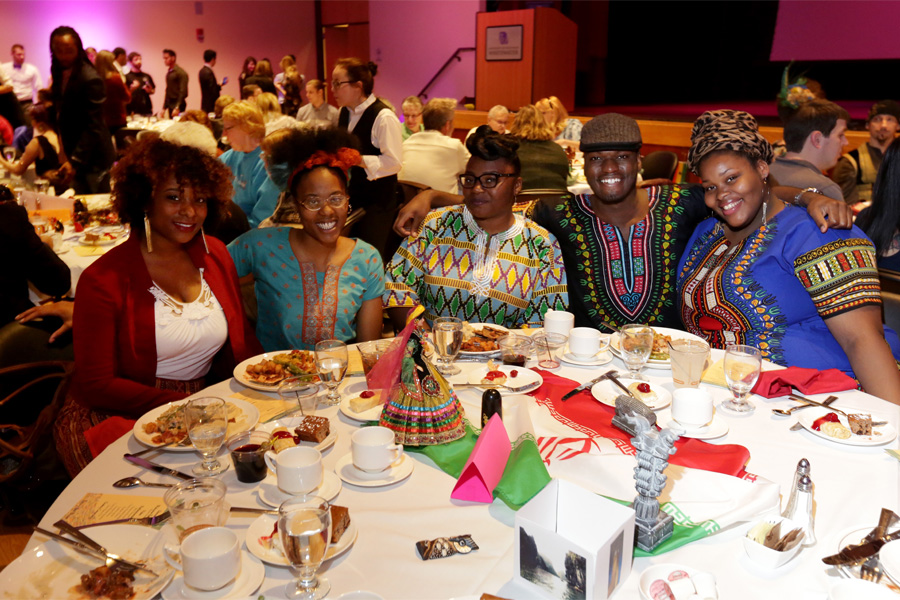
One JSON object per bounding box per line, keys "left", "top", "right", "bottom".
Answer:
{"left": 233, "top": 350, "right": 320, "bottom": 392}
{"left": 259, "top": 471, "right": 342, "bottom": 507}
{"left": 664, "top": 415, "right": 729, "bottom": 440}
{"left": 78, "top": 226, "right": 125, "bottom": 246}
{"left": 591, "top": 378, "right": 671, "bottom": 410}
{"left": 835, "top": 526, "right": 900, "bottom": 586}
{"left": 465, "top": 365, "right": 543, "bottom": 395}
{"left": 335, "top": 452, "right": 414, "bottom": 487}
{"left": 245, "top": 513, "right": 358, "bottom": 567}
{"left": 609, "top": 326, "right": 707, "bottom": 369}
{"left": 133, "top": 397, "right": 259, "bottom": 451}
{"left": 0, "top": 525, "right": 175, "bottom": 600}
{"left": 160, "top": 551, "right": 264, "bottom": 600}
{"left": 459, "top": 323, "right": 509, "bottom": 356}
{"left": 878, "top": 539, "right": 900, "bottom": 583}
{"left": 796, "top": 408, "right": 896, "bottom": 446}
{"left": 560, "top": 350, "right": 613, "bottom": 367}
{"left": 339, "top": 394, "right": 385, "bottom": 422}
{"left": 258, "top": 416, "right": 338, "bottom": 453}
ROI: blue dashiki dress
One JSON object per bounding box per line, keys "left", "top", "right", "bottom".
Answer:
{"left": 383, "top": 206, "right": 568, "bottom": 327}
{"left": 228, "top": 228, "right": 385, "bottom": 351}
{"left": 676, "top": 205, "right": 900, "bottom": 376}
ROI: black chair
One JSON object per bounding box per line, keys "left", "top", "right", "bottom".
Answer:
{"left": 641, "top": 151, "right": 679, "bottom": 181}
{"left": 0, "top": 320, "right": 73, "bottom": 370}
{"left": 879, "top": 268, "right": 900, "bottom": 334}
{"left": 396, "top": 180, "right": 431, "bottom": 206}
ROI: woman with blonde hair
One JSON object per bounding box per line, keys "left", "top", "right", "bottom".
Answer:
{"left": 508, "top": 104, "right": 569, "bottom": 192}
{"left": 94, "top": 50, "right": 131, "bottom": 134}
{"left": 536, "top": 96, "right": 582, "bottom": 148}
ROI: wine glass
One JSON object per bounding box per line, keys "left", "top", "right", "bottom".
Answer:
{"left": 315, "top": 339, "right": 348, "bottom": 406}
{"left": 433, "top": 316, "right": 463, "bottom": 375}
{"left": 722, "top": 344, "right": 762, "bottom": 414}
{"left": 619, "top": 324, "right": 654, "bottom": 380}
{"left": 2, "top": 146, "right": 15, "bottom": 163}
{"left": 184, "top": 397, "right": 228, "bottom": 476}
{"left": 279, "top": 494, "right": 332, "bottom": 600}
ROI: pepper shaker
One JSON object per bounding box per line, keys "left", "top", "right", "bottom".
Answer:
{"left": 782, "top": 458, "right": 810, "bottom": 518}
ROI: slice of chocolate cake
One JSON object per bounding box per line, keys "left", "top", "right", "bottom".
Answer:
{"left": 294, "top": 415, "right": 330, "bottom": 443}
{"left": 330, "top": 505, "right": 350, "bottom": 543}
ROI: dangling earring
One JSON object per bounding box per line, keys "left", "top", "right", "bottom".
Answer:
{"left": 200, "top": 226, "right": 209, "bottom": 253}
{"left": 762, "top": 186, "right": 771, "bottom": 225}
{"left": 144, "top": 212, "right": 153, "bottom": 252}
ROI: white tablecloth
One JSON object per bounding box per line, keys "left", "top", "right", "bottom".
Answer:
{"left": 24, "top": 349, "right": 900, "bottom": 599}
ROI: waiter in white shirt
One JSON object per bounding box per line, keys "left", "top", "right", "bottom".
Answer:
{"left": 1, "top": 44, "right": 42, "bottom": 110}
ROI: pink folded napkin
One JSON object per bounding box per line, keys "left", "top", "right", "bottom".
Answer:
{"left": 450, "top": 414, "right": 511, "bottom": 503}
{"left": 751, "top": 367, "right": 857, "bottom": 398}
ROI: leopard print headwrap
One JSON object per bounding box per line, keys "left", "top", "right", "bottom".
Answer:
{"left": 687, "top": 109, "right": 773, "bottom": 174}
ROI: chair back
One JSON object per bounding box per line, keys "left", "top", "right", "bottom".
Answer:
{"left": 641, "top": 151, "right": 679, "bottom": 181}
{"left": 880, "top": 269, "right": 900, "bottom": 334}
{"left": 396, "top": 180, "right": 431, "bottom": 206}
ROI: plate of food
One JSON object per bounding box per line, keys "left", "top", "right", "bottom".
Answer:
{"left": 339, "top": 390, "right": 385, "bottom": 422}
{"left": 796, "top": 407, "right": 896, "bottom": 446}
{"left": 0, "top": 525, "right": 175, "bottom": 600}
{"left": 79, "top": 227, "right": 123, "bottom": 246}
{"left": 245, "top": 508, "right": 357, "bottom": 567}
{"left": 234, "top": 350, "right": 319, "bottom": 392}
{"left": 258, "top": 414, "right": 337, "bottom": 453}
{"left": 591, "top": 378, "right": 671, "bottom": 410}
{"left": 133, "top": 397, "right": 259, "bottom": 451}
{"left": 459, "top": 322, "right": 509, "bottom": 355}
{"left": 465, "top": 362, "right": 543, "bottom": 395}
{"left": 609, "top": 327, "right": 707, "bottom": 369}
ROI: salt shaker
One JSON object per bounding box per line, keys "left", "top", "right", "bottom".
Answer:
{"left": 783, "top": 474, "right": 816, "bottom": 546}
{"left": 781, "top": 458, "right": 810, "bottom": 518}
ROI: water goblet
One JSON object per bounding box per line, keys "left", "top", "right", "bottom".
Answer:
{"left": 619, "top": 324, "right": 654, "bottom": 380}
{"left": 184, "top": 397, "right": 228, "bottom": 476}
{"left": 315, "top": 339, "right": 348, "bottom": 406}
{"left": 722, "top": 344, "right": 762, "bottom": 414}
{"left": 433, "top": 317, "right": 463, "bottom": 375}
{"left": 279, "top": 494, "right": 332, "bottom": 600}
{"left": 279, "top": 377, "right": 320, "bottom": 416}
{"left": 2, "top": 146, "right": 15, "bottom": 162}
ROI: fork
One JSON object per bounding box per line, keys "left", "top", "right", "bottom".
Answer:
{"left": 77, "top": 510, "right": 171, "bottom": 529}
{"left": 860, "top": 556, "right": 883, "bottom": 583}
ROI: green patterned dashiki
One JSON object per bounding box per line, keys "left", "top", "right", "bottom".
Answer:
{"left": 383, "top": 206, "right": 568, "bottom": 327}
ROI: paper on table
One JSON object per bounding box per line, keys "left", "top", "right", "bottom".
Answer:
{"left": 230, "top": 389, "right": 295, "bottom": 422}
{"left": 348, "top": 349, "right": 364, "bottom": 376}
{"left": 61, "top": 492, "right": 166, "bottom": 527}
{"left": 701, "top": 359, "right": 727, "bottom": 388}
{"left": 73, "top": 245, "right": 108, "bottom": 257}
{"left": 451, "top": 413, "right": 511, "bottom": 503}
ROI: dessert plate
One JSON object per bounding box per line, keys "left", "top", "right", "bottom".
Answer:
{"left": 258, "top": 416, "right": 337, "bottom": 453}
{"left": 591, "top": 378, "right": 671, "bottom": 410}
{"left": 796, "top": 408, "right": 895, "bottom": 446}
{"left": 259, "top": 471, "right": 342, "bottom": 507}
{"left": 160, "top": 551, "right": 264, "bottom": 600}
{"left": 335, "top": 452, "right": 414, "bottom": 487}
{"left": 339, "top": 394, "right": 384, "bottom": 422}
{"left": 245, "top": 513, "right": 358, "bottom": 567}
{"left": 464, "top": 365, "right": 543, "bottom": 395}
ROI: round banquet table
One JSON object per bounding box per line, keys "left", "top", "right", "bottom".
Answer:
{"left": 22, "top": 345, "right": 900, "bottom": 600}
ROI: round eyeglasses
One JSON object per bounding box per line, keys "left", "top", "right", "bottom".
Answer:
{"left": 299, "top": 194, "right": 349, "bottom": 211}
{"left": 458, "top": 173, "right": 517, "bottom": 189}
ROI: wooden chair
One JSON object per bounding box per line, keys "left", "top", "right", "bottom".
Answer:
{"left": 641, "top": 151, "right": 679, "bottom": 181}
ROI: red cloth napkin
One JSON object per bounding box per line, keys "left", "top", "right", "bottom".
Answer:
{"left": 751, "top": 367, "right": 857, "bottom": 398}
{"left": 84, "top": 417, "right": 137, "bottom": 458}
{"left": 529, "top": 369, "right": 750, "bottom": 478}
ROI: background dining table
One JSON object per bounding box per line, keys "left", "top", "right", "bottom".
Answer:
{"left": 17, "top": 343, "right": 900, "bottom": 599}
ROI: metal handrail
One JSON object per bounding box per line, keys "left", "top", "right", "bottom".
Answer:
{"left": 417, "top": 47, "right": 475, "bottom": 100}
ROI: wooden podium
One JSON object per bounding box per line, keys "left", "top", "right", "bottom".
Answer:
{"left": 474, "top": 7, "right": 577, "bottom": 112}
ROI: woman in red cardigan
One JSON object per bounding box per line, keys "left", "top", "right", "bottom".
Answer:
{"left": 94, "top": 50, "right": 130, "bottom": 134}
{"left": 54, "top": 137, "right": 261, "bottom": 475}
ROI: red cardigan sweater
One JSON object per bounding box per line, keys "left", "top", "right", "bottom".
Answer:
{"left": 72, "top": 233, "right": 261, "bottom": 415}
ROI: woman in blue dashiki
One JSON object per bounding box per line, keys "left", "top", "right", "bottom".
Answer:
{"left": 677, "top": 110, "right": 900, "bottom": 404}
{"left": 384, "top": 126, "right": 568, "bottom": 329}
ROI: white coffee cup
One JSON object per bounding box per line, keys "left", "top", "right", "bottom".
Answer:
{"left": 265, "top": 446, "right": 323, "bottom": 494}
{"left": 544, "top": 310, "right": 575, "bottom": 337}
{"left": 166, "top": 526, "right": 241, "bottom": 591}
{"left": 568, "top": 327, "right": 601, "bottom": 359}
{"left": 671, "top": 388, "right": 714, "bottom": 429}
{"left": 351, "top": 426, "right": 403, "bottom": 473}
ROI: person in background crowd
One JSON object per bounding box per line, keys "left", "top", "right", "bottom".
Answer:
{"left": 280, "top": 64, "right": 304, "bottom": 117}
{"left": 85, "top": 47, "right": 97, "bottom": 63}
{"left": 296, "top": 79, "right": 338, "bottom": 129}
{"left": 399, "top": 98, "right": 469, "bottom": 194}
{"left": 256, "top": 92, "right": 303, "bottom": 135}
{"left": 508, "top": 104, "right": 569, "bottom": 192}
{"left": 1, "top": 44, "right": 42, "bottom": 110}
{"left": 679, "top": 109, "right": 900, "bottom": 404}
{"left": 199, "top": 48, "right": 223, "bottom": 115}
{"left": 162, "top": 48, "right": 188, "bottom": 117}
{"left": 857, "top": 138, "right": 900, "bottom": 271}
{"left": 466, "top": 104, "right": 510, "bottom": 141}
{"left": 112, "top": 47, "right": 128, "bottom": 80}
{"left": 536, "top": 96, "right": 582, "bottom": 148}
{"left": 245, "top": 58, "right": 276, "bottom": 96}
{"left": 0, "top": 56, "right": 25, "bottom": 129}
{"left": 273, "top": 55, "right": 297, "bottom": 104}
{"left": 242, "top": 84, "right": 262, "bottom": 102}
{"left": 333, "top": 57, "right": 403, "bottom": 259}
{"left": 0, "top": 104, "right": 63, "bottom": 187}
{"left": 94, "top": 50, "right": 130, "bottom": 135}
{"left": 400, "top": 96, "right": 424, "bottom": 140}
{"left": 768, "top": 99, "right": 848, "bottom": 201}
{"left": 125, "top": 52, "right": 155, "bottom": 116}
{"left": 49, "top": 26, "right": 115, "bottom": 193}
{"left": 179, "top": 109, "right": 214, "bottom": 135}
{"left": 238, "top": 56, "right": 256, "bottom": 89}
{"left": 833, "top": 100, "right": 900, "bottom": 204}
{"left": 211, "top": 94, "right": 235, "bottom": 142}
{"left": 0, "top": 114, "right": 13, "bottom": 146}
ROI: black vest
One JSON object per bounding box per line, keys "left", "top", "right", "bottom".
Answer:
{"left": 338, "top": 99, "right": 397, "bottom": 211}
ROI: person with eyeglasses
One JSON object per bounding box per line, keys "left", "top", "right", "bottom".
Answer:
{"left": 228, "top": 128, "right": 386, "bottom": 351}
{"left": 384, "top": 126, "right": 567, "bottom": 331}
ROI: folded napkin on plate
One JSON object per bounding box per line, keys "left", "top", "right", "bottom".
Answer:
{"left": 84, "top": 416, "right": 136, "bottom": 458}
{"left": 751, "top": 366, "right": 857, "bottom": 398}
{"left": 529, "top": 369, "right": 750, "bottom": 478}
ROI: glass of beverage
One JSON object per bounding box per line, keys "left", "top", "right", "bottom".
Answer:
{"left": 2, "top": 146, "right": 15, "bottom": 162}
{"left": 498, "top": 334, "right": 532, "bottom": 367}
{"left": 530, "top": 332, "right": 566, "bottom": 369}
{"left": 619, "top": 324, "right": 654, "bottom": 380}
{"left": 722, "top": 344, "right": 762, "bottom": 414}
{"left": 163, "top": 478, "right": 228, "bottom": 542}
{"left": 279, "top": 377, "right": 320, "bottom": 416}
{"left": 433, "top": 316, "right": 463, "bottom": 375}
{"left": 227, "top": 429, "right": 271, "bottom": 483}
{"left": 315, "top": 340, "right": 348, "bottom": 406}
{"left": 184, "top": 397, "right": 228, "bottom": 476}
{"left": 669, "top": 339, "right": 710, "bottom": 388}
{"left": 358, "top": 338, "right": 393, "bottom": 375}
{"left": 279, "top": 494, "right": 332, "bottom": 600}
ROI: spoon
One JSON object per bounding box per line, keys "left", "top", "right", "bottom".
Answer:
{"left": 112, "top": 476, "right": 174, "bottom": 489}
{"left": 772, "top": 395, "right": 837, "bottom": 416}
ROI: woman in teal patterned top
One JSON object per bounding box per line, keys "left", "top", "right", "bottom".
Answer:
{"left": 228, "top": 129, "right": 385, "bottom": 351}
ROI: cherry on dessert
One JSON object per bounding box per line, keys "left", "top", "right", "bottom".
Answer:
{"left": 510, "top": 370, "right": 518, "bottom": 378}
{"left": 360, "top": 390, "right": 375, "bottom": 398}
{"left": 637, "top": 383, "right": 651, "bottom": 394}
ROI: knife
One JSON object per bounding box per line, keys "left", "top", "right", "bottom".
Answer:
{"left": 54, "top": 520, "right": 159, "bottom": 576}
{"left": 821, "top": 529, "right": 900, "bottom": 565}
{"left": 606, "top": 372, "right": 638, "bottom": 399}
{"left": 34, "top": 526, "right": 159, "bottom": 576}
{"left": 125, "top": 454, "right": 193, "bottom": 480}
{"left": 561, "top": 369, "right": 617, "bottom": 402}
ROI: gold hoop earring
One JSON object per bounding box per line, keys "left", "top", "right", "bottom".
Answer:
{"left": 144, "top": 212, "right": 153, "bottom": 252}
{"left": 200, "top": 226, "right": 209, "bottom": 253}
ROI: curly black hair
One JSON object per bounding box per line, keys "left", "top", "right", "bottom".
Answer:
{"left": 465, "top": 125, "right": 521, "bottom": 174}
{"left": 110, "top": 137, "right": 233, "bottom": 231}
{"left": 278, "top": 127, "right": 361, "bottom": 197}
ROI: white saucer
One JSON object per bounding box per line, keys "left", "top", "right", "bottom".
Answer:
{"left": 161, "top": 550, "right": 264, "bottom": 600}
{"left": 561, "top": 351, "right": 613, "bottom": 367}
{"left": 259, "top": 471, "right": 342, "bottom": 507}
{"left": 335, "top": 452, "right": 414, "bottom": 487}
{"left": 665, "top": 416, "right": 729, "bottom": 440}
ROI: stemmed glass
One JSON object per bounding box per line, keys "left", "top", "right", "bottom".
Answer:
{"left": 184, "top": 397, "right": 228, "bottom": 476}
{"left": 433, "top": 316, "right": 463, "bottom": 375}
{"left": 279, "top": 494, "right": 332, "bottom": 600}
{"left": 315, "top": 339, "right": 348, "bottom": 406}
{"left": 722, "top": 344, "right": 762, "bottom": 414}
{"left": 619, "top": 324, "right": 654, "bottom": 380}
{"left": 2, "top": 146, "right": 15, "bottom": 163}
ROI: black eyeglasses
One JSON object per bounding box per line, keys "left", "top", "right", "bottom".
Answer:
{"left": 331, "top": 80, "right": 354, "bottom": 89}
{"left": 458, "top": 173, "right": 517, "bottom": 189}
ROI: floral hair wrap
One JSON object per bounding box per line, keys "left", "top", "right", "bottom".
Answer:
{"left": 686, "top": 109, "right": 774, "bottom": 175}
{"left": 287, "top": 147, "right": 362, "bottom": 193}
